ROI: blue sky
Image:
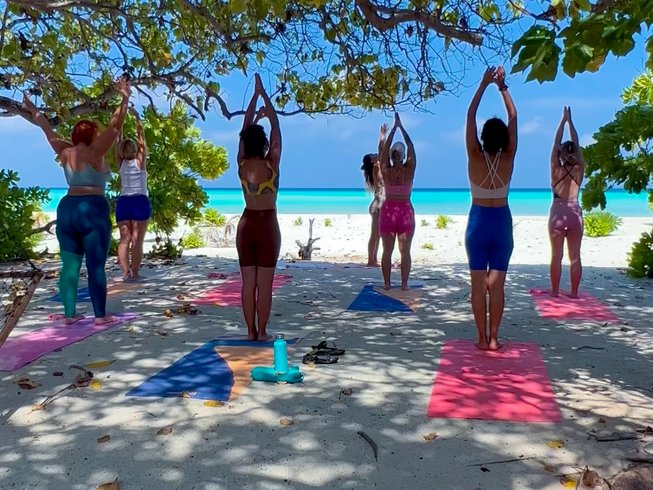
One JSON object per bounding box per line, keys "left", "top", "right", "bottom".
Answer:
{"left": 1, "top": 43, "right": 649, "bottom": 190}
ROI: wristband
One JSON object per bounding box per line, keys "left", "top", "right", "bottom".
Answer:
{"left": 499, "top": 84, "right": 509, "bottom": 92}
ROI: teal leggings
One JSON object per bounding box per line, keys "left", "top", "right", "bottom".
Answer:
{"left": 56, "top": 195, "right": 111, "bottom": 319}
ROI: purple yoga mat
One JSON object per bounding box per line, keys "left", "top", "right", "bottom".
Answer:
{"left": 0, "top": 313, "right": 138, "bottom": 372}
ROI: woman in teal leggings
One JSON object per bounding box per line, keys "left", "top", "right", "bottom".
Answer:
{"left": 23, "top": 78, "right": 131, "bottom": 324}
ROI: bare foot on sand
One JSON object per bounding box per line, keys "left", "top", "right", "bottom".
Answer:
{"left": 247, "top": 328, "right": 258, "bottom": 341}
{"left": 367, "top": 261, "right": 380, "bottom": 268}
{"left": 401, "top": 282, "right": 409, "bottom": 291}
{"left": 384, "top": 282, "right": 391, "bottom": 290}
{"left": 64, "top": 314, "right": 85, "bottom": 325}
{"left": 488, "top": 338, "right": 503, "bottom": 351}
{"left": 258, "top": 332, "right": 273, "bottom": 342}
{"left": 95, "top": 316, "right": 116, "bottom": 325}
{"left": 550, "top": 290, "right": 559, "bottom": 297}
{"left": 475, "top": 340, "right": 489, "bottom": 351}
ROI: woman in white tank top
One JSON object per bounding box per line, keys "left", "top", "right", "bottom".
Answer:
{"left": 115, "top": 107, "right": 151, "bottom": 282}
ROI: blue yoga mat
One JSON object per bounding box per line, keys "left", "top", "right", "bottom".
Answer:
{"left": 48, "top": 287, "right": 91, "bottom": 302}
{"left": 126, "top": 336, "right": 299, "bottom": 401}
{"left": 347, "top": 285, "right": 414, "bottom": 313}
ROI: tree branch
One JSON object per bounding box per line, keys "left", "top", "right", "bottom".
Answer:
{"left": 354, "top": 0, "right": 483, "bottom": 46}
{"left": 27, "top": 220, "right": 57, "bottom": 236}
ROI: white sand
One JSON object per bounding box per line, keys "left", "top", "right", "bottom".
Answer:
{"left": 1, "top": 213, "right": 652, "bottom": 489}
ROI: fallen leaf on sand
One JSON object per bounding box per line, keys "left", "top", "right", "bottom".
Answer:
{"left": 97, "top": 477, "right": 119, "bottom": 490}
{"left": 90, "top": 379, "right": 103, "bottom": 390}
{"left": 598, "top": 418, "right": 606, "bottom": 423}
{"left": 31, "top": 404, "right": 45, "bottom": 411}
{"left": 157, "top": 427, "right": 173, "bottom": 436}
{"left": 203, "top": 400, "right": 224, "bottom": 408}
{"left": 97, "top": 435, "right": 111, "bottom": 444}
{"left": 279, "top": 418, "right": 294, "bottom": 426}
{"left": 73, "top": 371, "right": 93, "bottom": 388}
{"left": 157, "top": 329, "right": 168, "bottom": 337}
{"left": 582, "top": 468, "right": 600, "bottom": 488}
{"left": 176, "top": 294, "right": 185, "bottom": 300}
{"left": 341, "top": 388, "right": 353, "bottom": 396}
{"left": 53, "top": 371, "right": 63, "bottom": 377}
{"left": 546, "top": 439, "right": 565, "bottom": 449}
{"left": 163, "top": 309, "right": 174, "bottom": 318}
{"left": 85, "top": 360, "right": 114, "bottom": 369}
{"left": 14, "top": 376, "right": 39, "bottom": 390}
{"left": 423, "top": 432, "right": 438, "bottom": 441}
{"left": 543, "top": 464, "right": 557, "bottom": 473}
{"left": 480, "top": 467, "right": 490, "bottom": 473}
{"left": 559, "top": 475, "right": 576, "bottom": 488}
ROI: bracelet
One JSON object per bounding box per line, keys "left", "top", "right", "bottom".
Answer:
{"left": 499, "top": 84, "right": 509, "bottom": 92}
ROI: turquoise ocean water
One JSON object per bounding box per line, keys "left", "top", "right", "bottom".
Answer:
{"left": 40, "top": 188, "right": 651, "bottom": 217}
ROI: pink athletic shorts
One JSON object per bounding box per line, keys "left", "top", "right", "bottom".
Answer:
{"left": 378, "top": 200, "right": 415, "bottom": 236}
{"left": 548, "top": 198, "right": 583, "bottom": 234}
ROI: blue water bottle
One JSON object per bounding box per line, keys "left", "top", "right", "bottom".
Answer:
{"left": 273, "top": 334, "right": 288, "bottom": 374}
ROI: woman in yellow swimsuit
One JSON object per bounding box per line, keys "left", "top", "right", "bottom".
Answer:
{"left": 236, "top": 74, "right": 282, "bottom": 341}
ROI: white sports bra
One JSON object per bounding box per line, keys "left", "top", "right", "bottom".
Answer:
{"left": 469, "top": 151, "right": 510, "bottom": 199}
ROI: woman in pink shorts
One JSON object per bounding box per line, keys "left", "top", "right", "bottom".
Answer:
{"left": 378, "top": 113, "right": 416, "bottom": 290}
{"left": 549, "top": 106, "right": 584, "bottom": 298}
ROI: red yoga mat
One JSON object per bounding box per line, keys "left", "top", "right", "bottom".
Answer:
{"left": 427, "top": 339, "right": 562, "bottom": 423}
{"left": 194, "top": 274, "right": 292, "bottom": 307}
{"left": 529, "top": 289, "right": 620, "bottom": 323}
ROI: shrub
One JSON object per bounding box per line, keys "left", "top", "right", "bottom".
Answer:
{"left": 421, "top": 242, "right": 434, "bottom": 250}
{"left": 627, "top": 229, "right": 653, "bottom": 278}
{"left": 584, "top": 211, "right": 622, "bottom": 237}
{"left": 182, "top": 228, "right": 205, "bottom": 249}
{"left": 324, "top": 218, "right": 332, "bottom": 227}
{"left": 147, "top": 237, "right": 183, "bottom": 259}
{"left": 0, "top": 169, "right": 50, "bottom": 261}
{"left": 420, "top": 219, "right": 429, "bottom": 227}
{"left": 293, "top": 217, "right": 303, "bottom": 226}
{"left": 203, "top": 209, "right": 227, "bottom": 227}
{"left": 436, "top": 215, "right": 453, "bottom": 229}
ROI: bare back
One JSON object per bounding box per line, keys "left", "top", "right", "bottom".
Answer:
{"left": 551, "top": 155, "right": 583, "bottom": 201}
{"left": 238, "top": 156, "right": 279, "bottom": 211}
{"left": 467, "top": 147, "right": 515, "bottom": 207}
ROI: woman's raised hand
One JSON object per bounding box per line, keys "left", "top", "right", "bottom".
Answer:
{"left": 254, "top": 73, "right": 264, "bottom": 94}
{"left": 563, "top": 106, "right": 572, "bottom": 121}
{"left": 481, "top": 67, "right": 497, "bottom": 86}
{"left": 380, "top": 123, "right": 388, "bottom": 136}
{"left": 22, "top": 92, "right": 38, "bottom": 116}
{"left": 116, "top": 77, "right": 131, "bottom": 98}
{"left": 494, "top": 66, "right": 506, "bottom": 85}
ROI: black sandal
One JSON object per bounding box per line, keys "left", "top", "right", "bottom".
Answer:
{"left": 302, "top": 353, "right": 339, "bottom": 365}
{"left": 310, "top": 340, "right": 345, "bottom": 357}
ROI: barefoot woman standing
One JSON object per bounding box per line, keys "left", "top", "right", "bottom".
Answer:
{"left": 464, "top": 67, "right": 518, "bottom": 351}
{"left": 236, "top": 74, "right": 282, "bottom": 341}
{"left": 23, "top": 78, "right": 131, "bottom": 325}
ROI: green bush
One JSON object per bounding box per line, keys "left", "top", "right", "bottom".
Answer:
{"left": 324, "top": 218, "right": 332, "bottom": 227}
{"left": 182, "top": 228, "right": 205, "bottom": 249}
{"left": 420, "top": 219, "right": 429, "bottom": 227}
{"left": 436, "top": 215, "right": 453, "bottom": 229}
{"left": 203, "top": 209, "right": 227, "bottom": 227}
{"left": 584, "top": 211, "right": 622, "bottom": 237}
{"left": 147, "top": 237, "right": 183, "bottom": 259}
{"left": 627, "top": 229, "right": 653, "bottom": 278}
{"left": 293, "top": 217, "right": 303, "bottom": 226}
{"left": 0, "top": 169, "right": 50, "bottom": 261}
{"left": 421, "top": 242, "right": 434, "bottom": 250}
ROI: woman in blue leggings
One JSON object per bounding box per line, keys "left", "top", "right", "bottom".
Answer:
{"left": 464, "top": 67, "right": 518, "bottom": 351}
{"left": 23, "top": 78, "right": 131, "bottom": 324}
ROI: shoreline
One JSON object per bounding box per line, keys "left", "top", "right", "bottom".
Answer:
{"left": 37, "top": 213, "right": 653, "bottom": 270}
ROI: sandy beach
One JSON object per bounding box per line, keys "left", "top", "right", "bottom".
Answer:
{"left": 1, "top": 213, "right": 652, "bottom": 489}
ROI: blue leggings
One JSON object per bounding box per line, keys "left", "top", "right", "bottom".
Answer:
{"left": 465, "top": 204, "right": 514, "bottom": 272}
{"left": 56, "top": 195, "right": 111, "bottom": 318}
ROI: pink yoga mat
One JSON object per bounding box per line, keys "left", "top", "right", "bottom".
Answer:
{"left": 427, "top": 339, "right": 562, "bottom": 423}
{"left": 0, "top": 313, "right": 138, "bottom": 372}
{"left": 194, "top": 275, "right": 292, "bottom": 307}
{"left": 529, "top": 289, "right": 620, "bottom": 323}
